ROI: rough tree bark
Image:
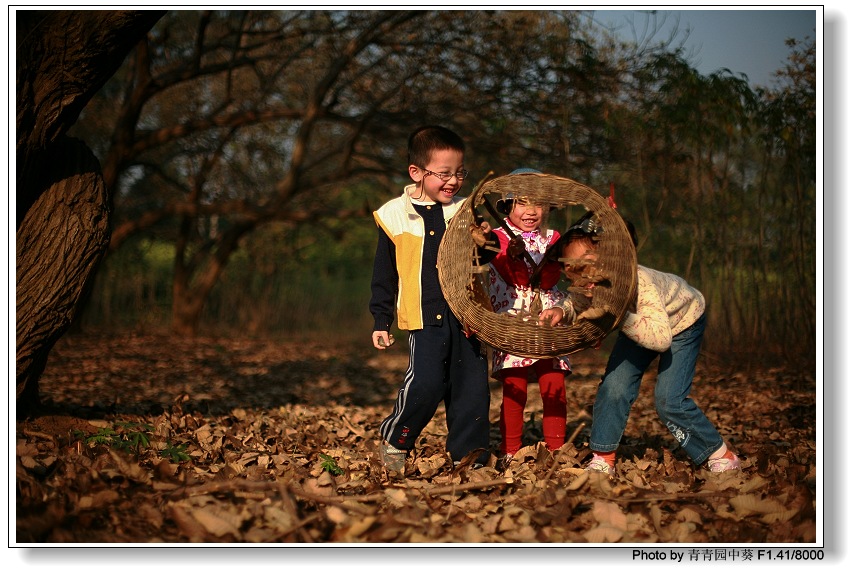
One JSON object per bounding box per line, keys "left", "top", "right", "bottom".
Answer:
{"left": 16, "top": 10, "right": 164, "bottom": 417}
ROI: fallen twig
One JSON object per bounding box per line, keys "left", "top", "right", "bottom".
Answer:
{"left": 426, "top": 477, "right": 514, "bottom": 496}
{"left": 340, "top": 414, "right": 366, "bottom": 438}
{"left": 596, "top": 491, "right": 733, "bottom": 504}
{"left": 168, "top": 478, "right": 281, "bottom": 499}
{"left": 170, "top": 478, "right": 386, "bottom": 506}
{"left": 543, "top": 423, "right": 587, "bottom": 482}
{"left": 22, "top": 429, "right": 59, "bottom": 442}
{"left": 263, "top": 511, "right": 325, "bottom": 543}
{"left": 287, "top": 486, "right": 381, "bottom": 516}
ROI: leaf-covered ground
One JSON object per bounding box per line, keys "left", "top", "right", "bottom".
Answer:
{"left": 16, "top": 332, "right": 816, "bottom": 544}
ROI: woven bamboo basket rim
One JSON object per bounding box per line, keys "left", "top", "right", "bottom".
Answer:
{"left": 438, "top": 172, "right": 637, "bottom": 358}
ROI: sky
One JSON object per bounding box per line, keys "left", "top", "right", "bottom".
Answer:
{"left": 591, "top": 7, "right": 818, "bottom": 88}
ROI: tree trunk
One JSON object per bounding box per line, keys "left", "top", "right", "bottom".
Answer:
{"left": 16, "top": 138, "right": 110, "bottom": 413}
{"left": 170, "top": 224, "right": 249, "bottom": 337}
{"left": 15, "top": 10, "right": 163, "bottom": 416}
{"left": 171, "top": 284, "right": 208, "bottom": 337}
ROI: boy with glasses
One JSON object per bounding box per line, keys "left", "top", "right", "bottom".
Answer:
{"left": 370, "top": 125, "right": 490, "bottom": 477}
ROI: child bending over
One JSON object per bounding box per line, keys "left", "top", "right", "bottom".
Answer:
{"left": 541, "top": 215, "right": 739, "bottom": 476}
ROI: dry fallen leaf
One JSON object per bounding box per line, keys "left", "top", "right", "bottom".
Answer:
{"left": 583, "top": 525, "right": 624, "bottom": 543}
{"left": 190, "top": 507, "right": 242, "bottom": 539}
{"left": 15, "top": 332, "right": 817, "bottom": 544}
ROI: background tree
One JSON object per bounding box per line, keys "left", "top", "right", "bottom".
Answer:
{"left": 69, "top": 10, "right": 618, "bottom": 335}
{"left": 19, "top": 10, "right": 815, "bottom": 413}
{"left": 16, "top": 10, "right": 164, "bottom": 415}
{"left": 755, "top": 36, "right": 816, "bottom": 349}
{"left": 593, "top": 32, "right": 814, "bottom": 363}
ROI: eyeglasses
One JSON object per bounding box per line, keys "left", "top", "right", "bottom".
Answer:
{"left": 422, "top": 168, "right": 469, "bottom": 182}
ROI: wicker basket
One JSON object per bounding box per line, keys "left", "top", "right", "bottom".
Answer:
{"left": 438, "top": 172, "right": 637, "bottom": 358}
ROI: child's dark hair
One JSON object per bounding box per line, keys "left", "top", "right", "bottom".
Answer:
{"left": 408, "top": 125, "right": 465, "bottom": 168}
{"left": 563, "top": 210, "right": 638, "bottom": 248}
{"left": 548, "top": 211, "right": 598, "bottom": 261}
{"left": 547, "top": 210, "right": 638, "bottom": 262}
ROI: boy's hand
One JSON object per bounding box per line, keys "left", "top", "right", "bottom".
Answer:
{"left": 539, "top": 307, "right": 565, "bottom": 327}
{"left": 372, "top": 331, "right": 396, "bottom": 350}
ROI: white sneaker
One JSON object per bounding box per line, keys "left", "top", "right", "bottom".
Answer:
{"left": 379, "top": 441, "right": 407, "bottom": 476}
{"left": 708, "top": 451, "right": 740, "bottom": 472}
{"left": 586, "top": 455, "right": 616, "bottom": 476}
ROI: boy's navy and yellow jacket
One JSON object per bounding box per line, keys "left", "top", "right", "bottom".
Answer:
{"left": 370, "top": 184, "right": 464, "bottom": 332}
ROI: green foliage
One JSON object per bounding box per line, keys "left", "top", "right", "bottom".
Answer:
{"left": 160, "top": 443, "right": 191, "bottom": 463}
{"left": 75, "top": 422, "right": 153, "bottom": 455}
{"left": 79, "top": 427, "right": 120, "bottom": 446}
{"left": 319, "top": 453, "right": 344, "bottom": 475}
{"left": 74, "top": 422, "right": 190, "bottom": 463}
{"left": 81, "top": 238, "right": 176, "bottom": 329}
{"left": 68, "top": 10, "right": 814, "bottom": 360}
{"left": 81, "top": 179, "right": 381, "bottom": 338}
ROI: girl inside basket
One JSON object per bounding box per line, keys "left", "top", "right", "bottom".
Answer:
{"left": 540, "top": 213, "right": 740, "bottom": 476}
{"left": 485, "top": 168, "right": 572, "bottom": 462}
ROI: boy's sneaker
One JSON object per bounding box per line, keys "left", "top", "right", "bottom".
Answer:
{"left": 379, "top": 441, "right": 407, "bottom": 476}
{"left": 496, "top": 453, "right": 515, "bottom": 471}
{"left": 453, "top": 458, "right": 485, "bottom": 470}
{"left": 586, "top": 455, "right": 616, "bottom": 476}
{"left": 708, "top": 451, "right": 740, "bottom": 472}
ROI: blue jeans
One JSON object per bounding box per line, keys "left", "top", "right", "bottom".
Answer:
{"left": 589, "top": 313, "right": 723, "bottom": 465}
